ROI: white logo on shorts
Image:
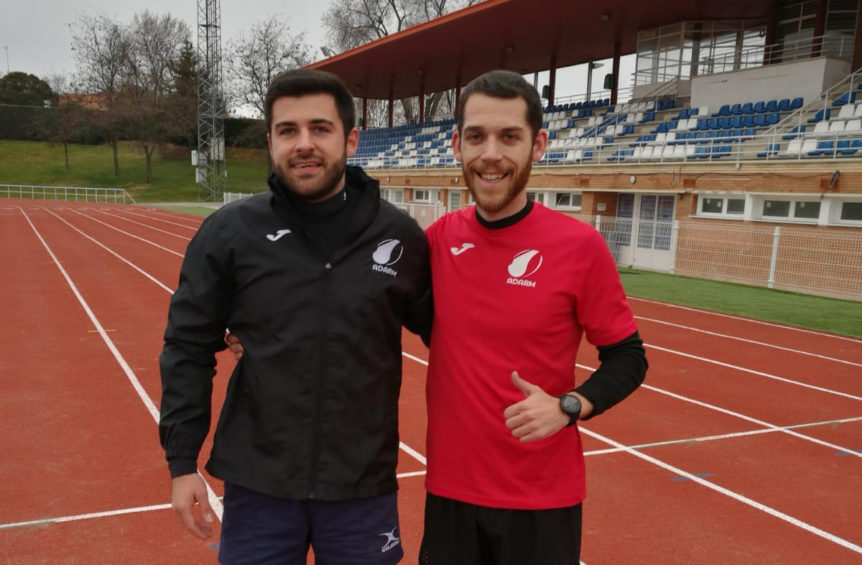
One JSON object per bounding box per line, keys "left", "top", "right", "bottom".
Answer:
{"left": 379, "top": 527, "right": 401, "bottom": 553}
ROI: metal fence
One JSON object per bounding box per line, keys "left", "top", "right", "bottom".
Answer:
{"left": 0, "top": 184, "right": 136, "bottom": 204}
{"left": 392, "top": 201, "right": 447, "bottom": 229}
{"left": 223, "top": 191, "right": 255, "bottom": 205}
{"left": 582, "top": 214, "right": 862, "bottom": 301}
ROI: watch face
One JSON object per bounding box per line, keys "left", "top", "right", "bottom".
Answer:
{"left": 560, "top": 394, "right": 581, "bottom": 415}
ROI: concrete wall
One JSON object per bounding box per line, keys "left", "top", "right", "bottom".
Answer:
{"left": 690, "top": 58, "right": 851, "bottom": 110}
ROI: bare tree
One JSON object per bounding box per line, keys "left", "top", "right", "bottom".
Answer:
{"left": 37, "top": 73, "right": 85, "bottom": 170}
{"left": 124, "top": 10, "right": 191, "bottom": 183}
{"left": 71, "top": 14, "right": 130, "bottom": 177}
{"left": 322, "top": 0, "right": 477, "bottom": 124}
{"left": 226, "top": 18, "right": 310, "bottom": 118}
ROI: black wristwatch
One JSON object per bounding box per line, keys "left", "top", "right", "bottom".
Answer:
{"left": 559, "top": 393, "right": 582, "bottom": 426}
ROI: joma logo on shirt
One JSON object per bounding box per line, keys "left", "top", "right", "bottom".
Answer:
{"left": 506, "top": 249, "right": 542, "bottom": 288}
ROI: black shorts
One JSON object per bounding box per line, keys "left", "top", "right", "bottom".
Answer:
{"left": 219, "top": 483, "right": 403, "bottom": 565}
{"left": 418, "top": 493, "right": 582, "bottom": 565}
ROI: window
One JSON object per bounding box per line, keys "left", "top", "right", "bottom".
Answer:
{"left": 448, "top": 190, "right": 462, "bottom": 211}
{"left": 526, "top": 191, "right": 546, "bottom": 205}
{"left": 554, "top": 192, "right": 582, "bottom": 209}
{"left": 840, "top": 201, "right": 862, "bottom": 221}
{"left": 391, "top": 190, "right": 404, "bottom": 204}
{"left": 413, "top": 190, "right": 430, "bottom": 202}
{"left": 697, "top": 195, "right": 745, "bottom": 219}
{"left": 761, "top": 198, "right": 820, "bottom": 221}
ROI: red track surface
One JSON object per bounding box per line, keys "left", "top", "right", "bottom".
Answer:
{"left": 1, "top": 198, "right": 860, "bottom": 564}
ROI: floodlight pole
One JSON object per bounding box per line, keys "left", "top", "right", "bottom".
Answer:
{"left": 3, "top": 46, "right": 9, "bottom": 75}
{"left": 196, "top": 0, "right": 226, "bottom": 202}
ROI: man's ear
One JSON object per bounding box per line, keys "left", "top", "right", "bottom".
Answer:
{"left": 452, "top": 130, "right": 462, "bottom": 163}
{"left": 346, "top": 127, "right": 359, "bottom": 158}
{"left": 532, "top": 129, "right": 548, "bottom": 162}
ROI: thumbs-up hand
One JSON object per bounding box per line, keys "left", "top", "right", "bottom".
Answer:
{"left": 504, "top": 371, "right": 570, "bottom": 442}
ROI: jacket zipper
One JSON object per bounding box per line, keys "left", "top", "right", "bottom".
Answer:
{"left": 307, "top": 260, "right": 333, "bottom": 498}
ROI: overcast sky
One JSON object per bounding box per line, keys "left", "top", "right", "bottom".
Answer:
{"left": 1, "top": 0, "right": 632, "bottom": 104}
{"left": 1, "top": 0, "right": 331, "bottom": 80}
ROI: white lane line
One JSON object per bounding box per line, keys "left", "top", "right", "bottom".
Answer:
{"left": 18, "top": 207, "right": 224, "bottom": 521}
{"left": 583, "top": 415, "right": 862, "bottom": 457}
{"left": 67, "top": 209, "right": 184, "bottom": 258}
{"left": 396, "top": 471, "right": 427, "bottom": 479}
{"left": 101, "top": 210, "right": 200, "bottom": 231}
{"left": 0, "top": 503, "right": 173, "bottom": 530}
{"left": 43, "top": 209, "right": 174, "bottom": 294}
{"left": 579, "top": 426, "right": 862, "bottom": 555}
{"left": 645, "top": 343, "right": 862, "bottom": 402}
{"left": 629, "top": 296, "right": 862, "bottom": 344}
{"left": 134, "top": 207, "right": 206, "bottom": 224}
{"left": 92, "top": 209, "right": 192, "bottom": 240}
{"left": 401, "top": 352, "right": 862, "bottom": 554}
{"left": 576, "top": 361, "right": 862, "bottom": 459}
{"left": 636, "top": 315, "right": 862, "bottom": 368}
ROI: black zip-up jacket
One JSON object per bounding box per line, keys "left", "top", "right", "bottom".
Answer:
{"left": 159, "top": 166, "right": 432, "bottom": 501}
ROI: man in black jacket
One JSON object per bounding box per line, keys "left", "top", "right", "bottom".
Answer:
{"left": 159, "top": 69, "right": 431, "bottom": 565}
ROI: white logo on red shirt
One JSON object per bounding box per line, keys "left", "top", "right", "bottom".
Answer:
{"left": 450, "top": 242, "right": 475, "bottom": 255}
{"left": 507, "top": 249, "right": 542, "bottom": 288}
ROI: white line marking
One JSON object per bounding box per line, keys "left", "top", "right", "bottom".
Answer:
{"left": 44, "top": 209, "right": 174, "bottom": 294}
{"left": 396, "top": 470, "right": 427, "bottom": 479}
{"left": 399, "top": 441, "right": 427, "bottom": 465}
{"left": 579, "top": 426, "right": 862, "bottom": 554}
{"left": 629, "top": 296, "right": 862, "bottom": 344}
{"left": 67, "top": 209, "right": 184, "bottom": 257}
{"left": 576, "top": 362, "right": 862, "bottom": 458}
{"left": 583, "top": 415, "right": 862, "bottom": 457}
{"left": 636, "top": 315, "right": 862, "bottom": 368}
{"left": 93, "top": 208, "right": 193, "bottom": 239}
{"left": 0, "top": 503, "right": 173, "bottom": 530}
{"left": 111, "top": 208, "right": 201, "bottom": 230}
{"left": 645, "top": 343, "right": 862, "bottom": 402}
{"left": 17, "top": 207, "right": 223, "bottom": 521}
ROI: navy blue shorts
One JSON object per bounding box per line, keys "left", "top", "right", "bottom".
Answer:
{"left": 218, "top": 483, "right": 403, "bottom": 565}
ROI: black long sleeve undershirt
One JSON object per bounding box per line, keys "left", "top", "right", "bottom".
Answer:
{"left": 574, "top": 331, "right": 648, "bottom": 420}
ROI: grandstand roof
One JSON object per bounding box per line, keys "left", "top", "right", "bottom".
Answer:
{"left": 308, "top": 0, "right": 773, "bottom": 100}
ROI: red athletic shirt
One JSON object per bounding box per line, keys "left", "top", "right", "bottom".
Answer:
{"left": 424, "top": 203, "right": 638, "bottom": 509}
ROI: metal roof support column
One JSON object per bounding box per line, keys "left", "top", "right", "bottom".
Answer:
{"left": 812, "top": 0, "right": 827, "bottom": 57}
{"left": 388, "top": 91, "right": 394, "bottom": 128}
{"left": 454, "top": 74, "right": 462, "bottom": 120}
{"left": 611, "top": 40, "right": 621, "bottom": 105}
{"left": 548, "top": 55, "right": 557, "bottom": 107}
{"left": 362, "top": 97, "right": 367, "bottom": 130}
{"left": 764, "top": 0, "right": 777, "bottom": 64}
{"left": 419, "top": 70, "right": 425, "bottom": 123}
{"left": 853, "top": 1, "right": 862, "bottom": 69}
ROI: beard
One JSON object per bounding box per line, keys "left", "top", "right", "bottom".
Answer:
{"left": 273, "top": 150, "right": 347, "bottom": 202}
{"left": 464, "top": 157, "right": 533, "bottom": 215}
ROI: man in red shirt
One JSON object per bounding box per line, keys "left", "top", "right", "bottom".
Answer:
{"left": 419, "top": 70, "right": 647, "bottom": 565}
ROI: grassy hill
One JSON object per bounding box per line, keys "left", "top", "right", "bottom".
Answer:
{"left": 0, "top": 140, "right": 271, "bottom": 202}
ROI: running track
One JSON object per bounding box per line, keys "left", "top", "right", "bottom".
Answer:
{"left": 1, "top": 199, "right": 860, "bottom": 564}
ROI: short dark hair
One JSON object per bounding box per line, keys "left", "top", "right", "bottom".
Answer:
{"left": 456, "top": 70, "right": 543, "bottom": 137}
{"left": 264, "top": 69, "right": 356, "bottom": 137}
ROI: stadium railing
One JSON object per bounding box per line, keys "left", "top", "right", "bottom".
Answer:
{"left": 0, "top": 184, "right": 136, "bottom": 204}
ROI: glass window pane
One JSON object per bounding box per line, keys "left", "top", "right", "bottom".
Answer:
{"left": 794, "top": 200, "right": 820, "bottom": 218}
{"left": 840, "top": 201, "right": 862, "bottom": 220}
{"left": 727, "top": 198, "right": 745, "bottom": 214}
{"left": 570, "top": 194, "right": 582, "bottom": 207}
{"left": 555, "top": 193, "right": 571, "bottom": 207}
{"left": 617, "top": 194, "right": 634, "bottom": 218}
{"left": 640, "top": 195, "right": 657, "bottom": 220}
{"left": 449, "top": 191, "right": 461, "bottom": 210}
{"left": 702, "top": 197, "right": 723, "bottom": 213}
{"left": 763, "top": 200, "right": 791, "bottom": 217}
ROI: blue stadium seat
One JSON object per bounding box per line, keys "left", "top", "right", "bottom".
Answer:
{"left": 715, "top": 104, "right": 731, "bottom": 117}
{"left": 809, "top": 140, "right": 835, "bottom": 156}
{"left": 791, "top": 97, "right": 804, "bottom": 109}
{"left": 757, "top": 143, "right": 781, "bottom": 158}
{"left": 783, "top": 124, "right": 806, "bottom": 139}
{"left": 777, "top": 99, "right": 791, "bottom": 112}
{"left": 730, "top": 103, "right": 743, "bottom": 115}
{"left": 753, "top": 101, "right": 766, "bottom": 113}
{"left": 741, "top": 102, "right": 754, "bottom": 114}
{"left": 808, "top": 108, "right": 831, "bottom": 123}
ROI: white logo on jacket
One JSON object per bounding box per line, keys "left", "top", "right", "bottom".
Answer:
{"left": 506, "top": 249, "right": 542, "bottom": 288}
{"left": 379, "top": 527, "right": 401, "bottom": 552}
{"left": 372, "top": 239, "right": 402, "bottom": 277}
{"left": 265, "top": 229, "right": 292, "bottom": 241}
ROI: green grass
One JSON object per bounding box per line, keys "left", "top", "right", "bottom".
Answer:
{"left": 3, "top": 140, "right": 859, "bottom": 337}
{"left": 0, "top": 140, "right": 270, "bottom": 202}
{"left": 620, "top": 268, "right": 862, "bottom": 338}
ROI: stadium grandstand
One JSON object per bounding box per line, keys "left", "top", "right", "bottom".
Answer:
{"left": 307, "top": 0, "right": 862, "bottom": 301}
